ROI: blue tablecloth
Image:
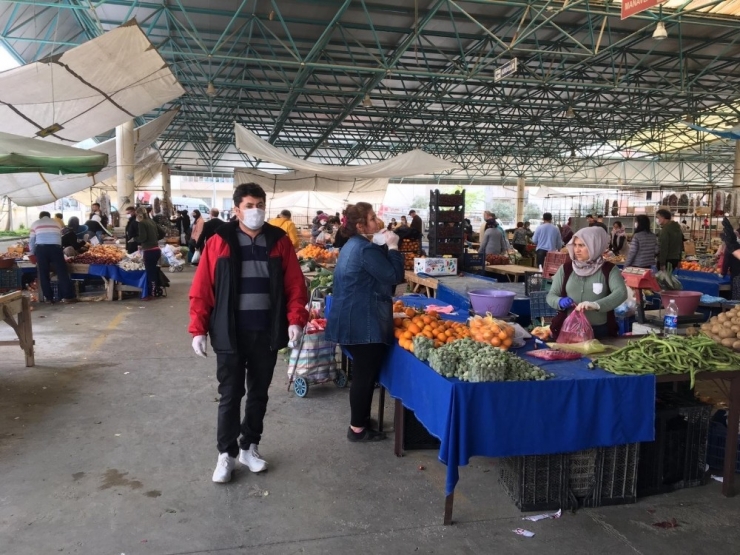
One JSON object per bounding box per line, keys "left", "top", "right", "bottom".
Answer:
{"left": 675, "top": 269, "right": 730, "bottom": 297}
{"left": 88, "top": 264, "right": 148, "bottom": 298}
{"left": 379, "top": 343, "right": 656, "bottom": 496}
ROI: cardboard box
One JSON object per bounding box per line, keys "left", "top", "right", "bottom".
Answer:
{"left": 414, "top": 257, "right": 457, "bottom": 276}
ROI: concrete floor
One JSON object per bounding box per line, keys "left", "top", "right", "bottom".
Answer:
{"left": 2, "top": 268, "right": 740, "bottom": 555}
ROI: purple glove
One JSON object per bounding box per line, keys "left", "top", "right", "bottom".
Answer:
{"left": 558, "top": 297, "right": 575, "bottom": 310}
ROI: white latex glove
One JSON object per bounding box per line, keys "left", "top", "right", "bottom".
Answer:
{"left": 192, "top": 335, "right": 207, "bottom": 357}
{"left": 288, "top": 325, "right": 303, "bottom": 348}
{"left": 384, "top": 230, "right": 400, "bottom": 250}
{"left": 576, "top": 301, "right": 600, "bottom": 312}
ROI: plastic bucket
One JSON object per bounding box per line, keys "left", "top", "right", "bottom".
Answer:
{"left": 660, "top": 290, "right": 702, "bottom": 316}
{"left": 468, "top": 289, "right": 516, "bottom": 317}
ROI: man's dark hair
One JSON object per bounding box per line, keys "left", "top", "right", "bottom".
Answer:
{"left": 656, "top": 209, "right": 672, "bottom": 220}
{"left": 233, "top": 183, "right": 266, "bottom": 206}
{"left": 543, "top": 212, "right": 553, "bottom": 222}
{"left": 54, "top": 212, "right": 63, "bottom": 219}
{"left": 92, "top": 202, "right": 100, "bottom": 209}
{"left": 280, "top": 209, "right": 292, "bottom": 218}
{"left": 126, "top": 206, "right": 136, "bottom": 212}
{"left": 409, "top": 210, "right": 416, "bottom": 215}
{"left": 39, "top": 211, "right": 51, "bottom": 219}
{"left": 586, "top": 214, "right": 594, "bottom": 219}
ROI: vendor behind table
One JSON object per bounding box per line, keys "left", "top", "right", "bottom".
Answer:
{"left": 547, "top": 226, "right": 628, "bottom": 339}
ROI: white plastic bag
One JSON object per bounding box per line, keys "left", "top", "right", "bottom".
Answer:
{"left": 191, "top": 249, "right": 201, "bottom": 264}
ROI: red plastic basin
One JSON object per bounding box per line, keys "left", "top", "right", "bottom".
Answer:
{"left": 660, "top": 290, "right": 702, "bottom": 316}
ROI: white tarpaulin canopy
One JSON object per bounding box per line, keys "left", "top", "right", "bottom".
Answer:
{"left": 0, "top": 110, "right": 177, "bottom": 206}
{"left": 234, "top": 123, "right": 460, "bottom": 178}
{"left": 234, "top": 167, "right": 389, "bottom": 206}
{"left": 0, "top": 132, "right": 108, "bottom": 174}
{"left": 0, "top": 20, "right": 184, "bottom": 144}
{"left": 265, "top": 191, "right": 348, "bottom": 219}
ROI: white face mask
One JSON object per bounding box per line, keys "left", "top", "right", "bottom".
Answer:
{"left": 242, "top": 208, "right": 265, "bottom": 230}
{"left": 372, "top": 231, "right": 388, "bottom": 246}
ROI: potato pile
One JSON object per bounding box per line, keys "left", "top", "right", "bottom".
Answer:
{"left": 701, "top": 306, "right": 740, "bottom": 351}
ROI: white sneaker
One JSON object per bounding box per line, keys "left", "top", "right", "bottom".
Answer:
{"left": 239, "top": 443, "right": 268, "bottom": 473}
{"left": 212, "top": 452, "right": 236, "bottom": 483}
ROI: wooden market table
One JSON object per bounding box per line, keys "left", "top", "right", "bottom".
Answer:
{"left": 404, "top": 270, "right": 439, "bottom": 297}
{"left": 0, "top": 291, "right": 34, "bottom": 367}
{"left": 485, "top": 264, "right": 540, "bottom": 282}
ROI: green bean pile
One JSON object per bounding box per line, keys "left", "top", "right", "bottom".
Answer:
{"left": 589, "top": 334, "right": 740, "bottom": 387}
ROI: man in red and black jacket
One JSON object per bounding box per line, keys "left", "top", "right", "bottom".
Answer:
{"left": 189, "top": 183, "right": 308, "bottom": 484}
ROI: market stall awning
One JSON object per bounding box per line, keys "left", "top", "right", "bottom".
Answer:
{"left": 0, "top": 110, "right": 176, "bottom": 206}
{"left": 0, "top": 20, "right": 184, "bottom": 144}
{"left": 235, "top": 124, "right": 460, "bottom": 178}
{"left": 0, "top": 132, "right": 108, "bottom": 175}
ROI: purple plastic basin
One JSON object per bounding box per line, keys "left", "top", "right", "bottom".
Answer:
{"left": 468, "top": 289, "right": 516, "bottom": 317}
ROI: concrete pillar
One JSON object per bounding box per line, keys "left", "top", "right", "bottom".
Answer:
{"left": 116, "top": 120, "right": 136, "bottom": 210}
{"left": 515, "top": 176, "right": 526, "bottom": 223}
{"left": 162, "top": 164, "right": 172, "bottom": 218}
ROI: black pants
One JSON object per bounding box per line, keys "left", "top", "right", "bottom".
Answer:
{"left": 35, "top": 244, "right": 74, "bottom": 301}
{"left": 536, "top": 249, "right": 548, "bottom": 269}
{"left": 658, "top": 259, "right": 680, "bottom": 271}
{"left": 142, "top": 248, "right": 161, "bottom": 297}
{"left": 514, "top": 244, "right": 527, "bottom": 257}
{"left": 344, "top": 343, "right": 389, "bottom": 428}
{"left": 216, "top": 331, "right": 278, "bottom": 456}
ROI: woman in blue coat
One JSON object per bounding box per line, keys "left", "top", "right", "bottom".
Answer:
{"left": 326, "top": 202, "right": 405, "bottom": 442}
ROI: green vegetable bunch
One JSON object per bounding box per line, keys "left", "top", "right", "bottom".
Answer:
{"left": 413, "top": 336, "right": 435, "bottom": 361}
{"left": 426, "top": 338, "right": 551, "bottom": 382}
{"left": 589, "top": 334, "right": 740, "bottom": 388}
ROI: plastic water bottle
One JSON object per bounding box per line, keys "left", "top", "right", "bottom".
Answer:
{"left": 663, "top": 299, "right": 679, "bottom": 336}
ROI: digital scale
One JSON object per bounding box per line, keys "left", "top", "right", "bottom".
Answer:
{"left": 621, "top": 267, "right": 662, "bottom": 324}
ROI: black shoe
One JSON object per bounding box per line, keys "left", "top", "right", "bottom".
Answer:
{"left": 347, "top": 426, "right": 387, "bottom": 442}
{"left": 366, "top": 417, "right": 380, "bottom": 431}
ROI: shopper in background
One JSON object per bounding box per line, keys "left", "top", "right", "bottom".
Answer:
{"left": 61, "top": 217, "right": 89, "bottom": 257}
{"left": 512, "top": 222, "right": 529, "bottom": 257}
{"left": 189, "top": 209, "right": 204, "bottom": 264}
{"left": 547, "top": 227, "right": 627, "bottom": 339}
{"left": 387, "top": 218, "right": 398, "bottom": 231}
{"left": 124, "top": 206, "right": 139, "bottom": 254}
{"left": 531, "top": 212, "right": 563, "bottom": 268}
{"left": 268, "top": 210, "right": 300, "bottom": 250}
{"left": 656, "top": 209, "right": 683, "bottom": 271}
{"left": 595, "top": 215, "right": 607, "bottom": 231}
{"left": 479, "top": 218, "right": 508, "bottom": 256}
{"left": 30, "top": 211, "right": 76, "bottom": 304}
{"left": 197, "top": 208, "right": 226, "bottom": 252}
{"left": 398, "top": 215, "right": 409, "bottom": 228}
{"left": 133, "top": 207, "right": 161, "bottom": 301}
{"left": 408, "top": 209, "right": 423, "bottom": 237}
{"left": 561, "top": 217, "right": 574, "bottom": 244}
{"left": 53, "top": 213, "right": 65, "bottom": 227}
{"left": 189, "top": 182, "right": 308, "bottom": 483}
{"left": 326, "top": 202, "right": 404, "bottom": 443}
{"left": 84, "top": 214, "right": 112, "bottom": 244}
{"left": 478, "top": 210, "right": 493, "bottom": 241}
{"left": 90, "top": 202, "right": 109, "bottom": 228}
{"left": 625, "top": 215, "right": 658, "bottom": 268}
{"left": 610, "top": 221, "right": 629, "bottom": 257}
{"left": 721, "top": 217, "right": 740, "bottom": 300}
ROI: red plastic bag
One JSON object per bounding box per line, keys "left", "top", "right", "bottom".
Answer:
{"left": 557, "top": 310, "right": 594, "bottom": 344}
{"left": 526, "top": 349, "right": 582, "bottom": 361}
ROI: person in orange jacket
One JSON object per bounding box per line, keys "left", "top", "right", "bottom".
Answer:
{"left": 189, "top": 183, "right": 308, "bottom": 484}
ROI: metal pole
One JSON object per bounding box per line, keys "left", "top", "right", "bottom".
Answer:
{"left": 162, "top": 164, "right": 172, "bottom": 219}
{"left": 516, "top": 176, "right": 525, "bottom": 223}
{"left": 116, "top": 121, "right": 136, "bottom": 211}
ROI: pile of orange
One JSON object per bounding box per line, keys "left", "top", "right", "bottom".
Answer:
{"left": 393, "top": 303, "right": 471, "bottom": 352}
{"left": 468, "top": 314, "right": 515, "bottom": 350}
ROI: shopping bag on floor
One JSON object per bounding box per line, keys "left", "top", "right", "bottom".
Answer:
{"left": 288, "top": 330, "right": 337, "bottom": 381}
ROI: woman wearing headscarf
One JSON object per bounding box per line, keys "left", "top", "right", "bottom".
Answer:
{"left": 546, "top": 227, "right": 628, "bottom": 339}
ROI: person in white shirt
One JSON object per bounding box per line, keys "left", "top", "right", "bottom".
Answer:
{"left": 30, "top": 211, "right": 76, "bottom": 304}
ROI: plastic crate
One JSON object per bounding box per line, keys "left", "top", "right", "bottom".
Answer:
{"left": 524, "top": 272, "right": 548, "bottom": 296}
{"left": 568, "top": 449, "right": 599, "bottom": 499}
{"left": 706, "top": 411, "right": 740, "bottom": 473}
{"left": 431, "top": 242, "right": 463, "bottom": 256}
{"left": 435, "top": 210, "right": 463, "bottom": 223}
{"left": 585, "top": 443, "right": 639, "bottom": 507}
{"left": 636, "top": 391, "right": 711, "bottom": 497}
{"left": 498, "top": 454, "right": 568, "bottom": 512}
{"left": 0, "top": 267, "right": 22, "bottom": 291}
{"left": 542, "top": 252, "right": 569, "bottom": 279}
{"left": 529, "top": 291, "right": 557, "bottom": 320}
{"left": 462, "top": 253, "right": 485, "bottom": 275}
{"left": 403, "top": 407, "right": 441, "bottom": 450}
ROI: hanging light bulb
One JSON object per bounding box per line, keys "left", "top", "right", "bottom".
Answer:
{"left": 565, "top": 107, "right": 575, "bottom": 119}
{"left": 362, "top": 94, "right": 373, "bottom": 107}
{"left": 653, "top": 22, "right": 667, "bottom": 40}
{"left": 570, "top": 148, "right": 576, "bottom": 158}
{"left": 208, "top": 132, "right": 215, "bottom": 144}
{"left": 206, "top": 81, "right": 217, "bottom": 97}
